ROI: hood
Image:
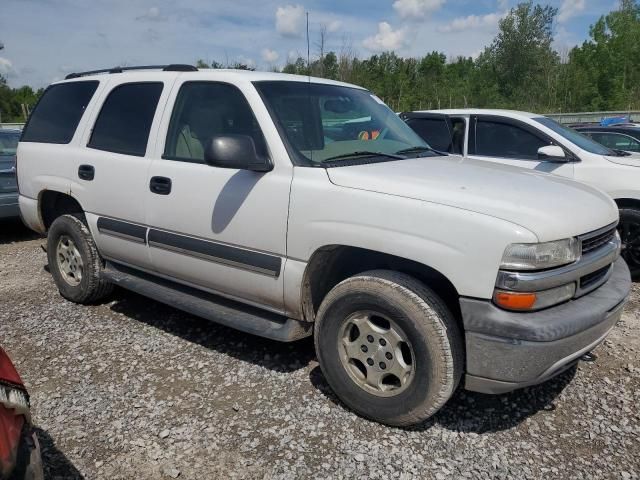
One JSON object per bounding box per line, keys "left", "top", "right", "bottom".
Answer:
{"left": 605, "top": 152, "right": 640, "bottom": 167}
{"left": 326, "top": 156, "right": 618, "bottom": 242}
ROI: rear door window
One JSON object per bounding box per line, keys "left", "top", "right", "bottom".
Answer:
{"left": 21, "top": 81, "right": 98, "bottom": 144}
{"left": 473, "top": 119, "right": 548, "bottom": 160}
{"left": 88, "top": 82, "right": 163, "bottom": 157}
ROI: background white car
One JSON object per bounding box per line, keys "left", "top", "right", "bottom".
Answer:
{"left": 402, "top": 109, "right": 640, "bottom": 279}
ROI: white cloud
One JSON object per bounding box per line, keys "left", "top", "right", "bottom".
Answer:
{"left": 327, "top": 20, "right": 342, "bottom": 33}
{"left": 262, "top": 48, "right": 280, "bottom": 63}
{"left": 275, "top": 4, "right": 305, "bottom": 37}
{"left": 362, "top": 22, "right": 408, "bottom": 51}
{"left": 393, "top": 0, "right": 445, "bottom": 19}
{"left": 438, "top": 12, "right": 505, "bottom": 33}
{"left": 497, "top": 0, "right": 509, "bottom": 9}
{"left": 558, "top": 0, "right": 586, "bottom": 23}
{"left": 0, "top": 57, "right": 13, "bottom": 75}
{"left": 136, "top": 6, "right": 165, "bottom": 22}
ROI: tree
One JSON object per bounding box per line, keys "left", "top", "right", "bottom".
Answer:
{"left": 477, "top": 1, "right": 559, "bottom": 109}
{"left": 568, "top": 0, "right": 640, "bottom": 110}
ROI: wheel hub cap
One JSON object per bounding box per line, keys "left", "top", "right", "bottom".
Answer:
{"left": 56, "top": 235, "right": 84, "bottom": 286}
{"left": 338, "top": 311, "right": 415, "bottom": 397}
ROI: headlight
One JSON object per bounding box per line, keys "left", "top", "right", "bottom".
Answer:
{"left": 500, "top": 238, "right": 581, "bottom": 271}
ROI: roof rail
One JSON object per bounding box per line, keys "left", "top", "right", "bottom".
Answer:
{"left": 65, "top": 64, "right": 197, "bottom": 80}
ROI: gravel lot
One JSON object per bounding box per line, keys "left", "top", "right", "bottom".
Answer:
{"left": 0, "top": 218, "right": 638, "bottom": 480}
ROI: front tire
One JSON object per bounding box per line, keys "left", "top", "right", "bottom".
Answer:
{"left": 314, "top": 270, "right": 463, "bottom": 427}
{"left": 47, "top": 214, "right": 113, "bottom": 303}
{"left": 618, "top": 208, "right": 640, "bottom": 281}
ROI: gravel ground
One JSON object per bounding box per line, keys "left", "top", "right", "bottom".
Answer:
{"left": 0, "top": 218, "right": 638, "bottom": 480}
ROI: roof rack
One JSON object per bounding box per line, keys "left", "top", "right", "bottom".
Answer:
{"left": 65, "top": 64, "right": 197, "bottom": 80}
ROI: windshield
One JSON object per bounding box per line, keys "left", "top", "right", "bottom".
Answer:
{"left": 534, "top": 117, "right": 616, "bottom": 156}
{"left": 254, "top": 81, "right": 434, "bottom": 165}
{"left": 0, "top": 132, "right": 19, "bottom": 156}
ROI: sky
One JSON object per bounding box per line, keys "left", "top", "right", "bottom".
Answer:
{"left": 0, "top": 0, "right": 621, "bottom": 88}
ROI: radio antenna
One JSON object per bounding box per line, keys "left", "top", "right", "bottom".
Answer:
{"left": 306, "top": 11, "right": 310, "bottom": 80}
{"left": 306, "top": 11, "right": 312, "bottom": 162}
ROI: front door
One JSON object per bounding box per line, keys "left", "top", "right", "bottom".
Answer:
{"left": 145, "top": 81, "right": 291, "bottom": 313}
{"left": 466, "top": 115, "right": 575, "bottom": 178}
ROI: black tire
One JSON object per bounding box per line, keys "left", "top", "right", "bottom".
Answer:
{"left": 618, "top": 208, "right": 640, "bottom": 281}
{"left": 47, "top": 214, "right": 113, "bottom": 303}
{"left": 314, "top": 270, "right": 463, "bottom": 427}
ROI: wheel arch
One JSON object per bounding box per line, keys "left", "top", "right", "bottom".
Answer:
{"left": 614, "top": 198, "right": 640, "bottom": 210}
{"left": 39, "top": 189, "right": 86, "bottom": 230}
{"left": 301, "top": 245, "right": 462, "bottom": 326}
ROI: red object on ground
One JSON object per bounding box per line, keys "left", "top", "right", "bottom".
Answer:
{"left": 0, "top": 404, "right": 25, "bottom": 476}
{"left": 0, "top": 348, "right": 23, "bottom": 387}
{"left": 0, "top": 347, "right": 27, "bottom": 477}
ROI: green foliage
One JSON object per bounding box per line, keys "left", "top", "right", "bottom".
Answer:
{"left": 0, "top": 74, "right": 42, "bottom": 123}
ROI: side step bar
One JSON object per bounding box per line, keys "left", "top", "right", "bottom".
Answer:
{"left": 102, "top": 262, "right": 312, "bottom": 342}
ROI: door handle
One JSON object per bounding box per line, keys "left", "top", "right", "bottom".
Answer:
{"left": 150, "top": 176, "right": 172, "bottom": 195}
{"left": 78, "top": 164, "right": 95, "bottom": 181}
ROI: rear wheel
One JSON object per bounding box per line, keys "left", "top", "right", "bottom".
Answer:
{"left": 618, "top": 208, "right": 640, "bottom": 280}
{"left": 47, "top": 214, "right": 113, "bottom": 303}
{"left": 314, "top": 270, "right": 463, "bottom": 426}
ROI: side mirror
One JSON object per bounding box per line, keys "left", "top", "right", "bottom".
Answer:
{"left": 204, "top": 135, "right": 272, "bottom": 172}
{"left": 537, "top": 145, "right": 567, "bottom": 162}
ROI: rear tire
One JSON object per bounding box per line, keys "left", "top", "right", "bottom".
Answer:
{"left": 618, "top": 208, "right": 640, "bottom": 281}
{"left": 314, "top": 270, "right": 463, "bottom": 427}
{"left": 47, "top": 214, "right": 113, "bottom": 303}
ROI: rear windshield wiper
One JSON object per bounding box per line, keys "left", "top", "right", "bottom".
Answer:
{"left": 322, "top": 151, "right": 405, "bottom": 162}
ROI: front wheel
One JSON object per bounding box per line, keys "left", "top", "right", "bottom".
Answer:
{"left": 618, "top": 208, "right": 640, "bottom": 280}
{"left": 314, "top": 270, "right": 463, "bottom": 427}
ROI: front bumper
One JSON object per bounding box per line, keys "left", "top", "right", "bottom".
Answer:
{"left": 0, "top": 192, "right": 19, "bottom": 219}
{"left": 461, "top": 258, "right": 631, "bottom": 394}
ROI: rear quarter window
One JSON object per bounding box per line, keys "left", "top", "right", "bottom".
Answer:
{"left": 21, "top": 81, "right": 99, "bottom": 144}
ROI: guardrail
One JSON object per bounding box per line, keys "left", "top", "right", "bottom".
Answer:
{"left": 546, "top": 111, "right": 640, "bottom": 125}
{"left": 3, "top": 112, "right": 639, "bottom": 132}
{"left": 0, "top": 123, "right": 25, "bottom": 130}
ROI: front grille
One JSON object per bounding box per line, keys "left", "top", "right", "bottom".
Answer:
{"left": 580, "top": 265, "right": 610, "bottom": 290}
{"left": 581, "top": 227, "right": 616, "bottom": 255}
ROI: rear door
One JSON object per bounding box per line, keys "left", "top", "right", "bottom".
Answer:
{"left": 467, "top": 115, "right": 574, "bottom": 177}
{"left": 75, "top": 76, "right": 177, "bottom": 270}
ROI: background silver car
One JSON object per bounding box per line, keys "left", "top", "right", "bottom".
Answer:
{"left": 0, "top": 129, "right": 20, "bottom": 219}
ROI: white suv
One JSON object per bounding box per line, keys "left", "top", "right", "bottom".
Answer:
{"left": 17, "top": 66, "right": 630, "bottom": 426}
{"left": 402, "top": 109, "right": 640, "bottom": 279}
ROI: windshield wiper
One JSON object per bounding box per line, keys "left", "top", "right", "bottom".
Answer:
{"left": 612, "top": 149, "right": 632, "bottom": 157}
{"left": 396, "top": 146, "right": 431, "bottom": 154}
{"left": 322, "top": 151, "right": 405, "bottom": 162}
{"left": 395, "top": 145, "right": 445, "bottom": 156}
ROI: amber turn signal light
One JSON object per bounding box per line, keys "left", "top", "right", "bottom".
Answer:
{"left": 493, "top": 291, "right": 537, "bottom": 311}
